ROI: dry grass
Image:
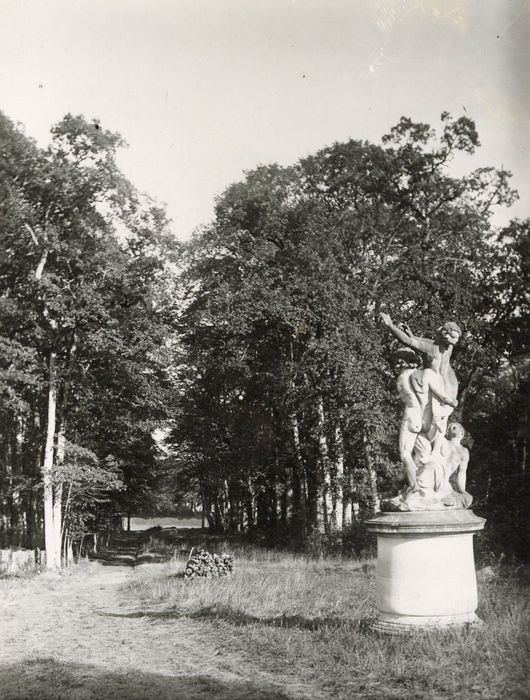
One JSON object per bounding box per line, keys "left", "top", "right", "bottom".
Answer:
{"left": 127, "top": 547, "right": 530, "bottom": 700}
{"left": 130, "top": 550, "right": 374, "bottom": 622}
{"left": 1, "top": 546, "right": 528, "bottom": 699}
{"left": 0, "top": 657, "right": 290, "bottom": 700}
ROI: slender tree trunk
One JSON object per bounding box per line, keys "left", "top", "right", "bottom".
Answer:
{"left": 316, "top": 396, "right": 331, "bottom": 533}
{"left": 200, "top": 479, "right": 208, "bottom": 529}
{"left": 362, "top": 430, "right": 380, "bottom": 514}
{"left": 11, "top": 427, "right": 23, "bottom": 546}
{"left": 62, "top": 526, "right": 69, "bottom": 565}
{"left": 280, "top": 477, "right": 288, "bottom": 525}
{"left": 54, "top": 426, "right": 66, "bottom": 564}
{"left": 237, "top": 498, "right": 244, "bottom": 532}
{"left": 244, "top": 477, "right": 255, "bottom": 531}
{"left": 268, "top": 479, "right": 279, "bottom": 529}
{"left": 53, "top": 482, "right": 62, "bottom": 563}
{"left": 334, "top": 423, "right": 345, "bottom": 530}
{"left": 222, "top": 479, "right": 230, "bottom": 530}
{"left": 315, "top": 480, "right": 326, "bottom": 534}
{"left": 4, "top": 425, "right": 14, "bottom": 546}
{"left": 256, "top": 485, "right": 267, "bottom": 530}
{"left": 43, "top": 351, "right": 57, "bottom": 567}
{"left": 32, "top": 232, "right": 63, "bottom": 567}
{"left": 343, "top": 471, "right": 353, "bottom": 528}
{"left": 288, "top": 341, "right": 308, "bottom": 532}
{"left": 290, "top": 412, "right": 308, "bottom": 531}
{"left": 25, "top": 409, "right": 42, "bottom": 549}
{"left": 42, "top": 351, "right": 62, "bottom": 569}
{"left": 343, "top": 501, "right": 353, "bottom": 528}
{"left": 285, "top": 467, "right": 294, "bottom": 523}
{"left": 213, "top": 498, "right": 223, "bottom": 532}
{"left": 28, "top": 478, "right": 41, "bottom": 550}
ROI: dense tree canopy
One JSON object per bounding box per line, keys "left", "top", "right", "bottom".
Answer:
{"left": 1, "top": 110, "right": 528, "bottom": 563}
{"left": 169, "top": 113, "right": 528, "bottom": 555}
{"left": 0, "top": 112, "right": 178, "bottom": 563}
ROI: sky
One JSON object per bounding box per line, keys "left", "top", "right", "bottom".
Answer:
{"left": 1, "top": 0, "right": 528, "bottom": 239}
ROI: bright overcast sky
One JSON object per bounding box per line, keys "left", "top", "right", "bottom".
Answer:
{"left": 1, "top": 0, "right": 528, "bottom": 239}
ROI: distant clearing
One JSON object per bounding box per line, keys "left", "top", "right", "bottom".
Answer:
{"left": 124, "top": 517, "right": 203, "bottom": 531}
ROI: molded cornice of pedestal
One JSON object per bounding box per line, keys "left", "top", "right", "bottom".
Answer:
{"left": 365, "top": 509, "right": 485, "bottom": 535}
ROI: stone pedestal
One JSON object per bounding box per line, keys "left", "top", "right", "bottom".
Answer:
{"left": 365, "top": 510, "right": 486, "bottom": 634}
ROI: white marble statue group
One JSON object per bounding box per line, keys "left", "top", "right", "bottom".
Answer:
{"left": 380, "top": 313, "right": 473, "bottom": 512}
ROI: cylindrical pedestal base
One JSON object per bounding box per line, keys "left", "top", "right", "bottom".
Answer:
{"left": 365, "top": 510, "right": 485, "bottom": 634}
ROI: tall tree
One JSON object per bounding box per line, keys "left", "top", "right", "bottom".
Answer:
{"left": 0, "top": 112, "right": 178, "bottom": 565}
{"left": 169, "top": 113, "right": 523, "bottom": 544}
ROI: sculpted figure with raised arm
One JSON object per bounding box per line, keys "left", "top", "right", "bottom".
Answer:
{"left": 379, "top": 312, "right": 472, "bottom": 512}
{"left": 380, "top": 313, "right": 461, "bottom": 454}
{"left": 391, "top": 347, "right": 458, "bottom": 494}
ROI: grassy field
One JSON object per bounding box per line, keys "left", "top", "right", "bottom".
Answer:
{"left": 127, "top": 546, "right": 530, "bottom": 699}
{"left": 1, "top": 540, "right": 528, "bottom": 699}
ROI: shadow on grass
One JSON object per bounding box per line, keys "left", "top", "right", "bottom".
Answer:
{"left": 90, "top": 553, "right": 169, "bottom": 567}
{"left": 98, "top": 557, "right": 136, "bottom": 567}
{"left": 100, "top": 604, "right": 365, "bottom": 632}
{"left": 0, "top": 658, "right": 291, "bottom": 700}
{"left": 135, "top": 554, "right": 169, "bottom": 565}
{"left": 165, "top": 571, "right": 187, "bottom": 580}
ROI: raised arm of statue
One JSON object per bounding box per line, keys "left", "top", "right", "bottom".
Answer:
{"left": 380, "top": 313, "right": 434, "bottom": 355}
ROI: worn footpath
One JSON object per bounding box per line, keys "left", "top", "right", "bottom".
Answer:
{"left": 0, "top": 555, "right": 317, "bottom": 700}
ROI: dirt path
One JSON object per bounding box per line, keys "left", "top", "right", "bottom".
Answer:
{"left": 0, "top": 561, "right": 314, "bottom": 700}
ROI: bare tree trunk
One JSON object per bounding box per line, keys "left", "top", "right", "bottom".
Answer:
{"left": 4, "top": 422, "right": 14, "bottom": 546}
{"left": 62, "top": 526, "right": 73, "bottom": 566}
{"left": 343, "top": 472, "right": 353, "bottom": 528}
{"left": 275, "top": 479, "right": 283, "bottom": 524}
{"left": 244, "top": 477, "right": 255, "bottom": 531}
{"left": 343, "top": 499, "right": 353, "bottom": 528}
{"left": 290, "top": 412, "right": 308, "bottom": 530}
{"left": 223, "top": 479, "right": 232, "bottom": 531}
{"left": 256, "top": 487, "right": 267, "bottom": 529}
{"left": 31, "top": 226, "right": 63, "bottom": 568}
{"left": 316, "top": 396, "right": 331, "bottom": 533}
{"left": 25, "top": 410, "right": 42, "bottom": 550}
{"left": 43, "top": 351, "right": 61, "bottom": 569}
{"left": 53, "top": 482, "right": 63, "bottom": 563}
{"left": 315, "top": 482, "right": 326, "bottom": 533}
{"left": 279, "top": 477, "right": 289, "bottom": 525}
{"left": 54, "top": 427, "right": 66, "bottom": 565}
{"left": 362, "top": 431, "right": 380, "bottom": 514}
{"left": 285, "top": 468, "right": 294, "bottom": 523}
{"left": 334, "top": 423, "right": 344, "bottom": 530}
{"left": 288, "top": 341, "right": 308, "bottom": 532}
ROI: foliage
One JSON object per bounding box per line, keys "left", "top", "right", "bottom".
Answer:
{"left": 1, "top": 108, "right": 528, "bottom": 559}
{"left": 0, "top": 111, "right": 179, "bottom": 551}
{"left": 168, "top": 112, "right": 528, "bottom": 549}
